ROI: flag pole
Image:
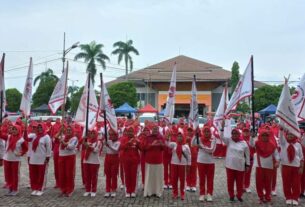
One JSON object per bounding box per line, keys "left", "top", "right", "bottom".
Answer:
{"left": 250, "top": 55, "right": 255, "bottom": 133}
{"left": 85, "top": 72, "right": 91, "bottom": 138}
{"left": 61, "top": 61, "right": 69, "bottom": 121}
{"left": 0, "top": 53, "right": 5, "bottom": 124}
{"left": 100, "top": 73, "right": 108, "bottom": 142}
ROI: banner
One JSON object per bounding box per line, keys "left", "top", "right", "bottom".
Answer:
{"left": 292, "top": 74, "right": 305, "bottom": 121}
{"left": 163, "top": 64, "right": 176, "bottom": 123}
{"left": 214, "top": 85, "right": 229, "bottom": 130}
{"left": 20, "top": 58, "right": 33, "bottom": 117}
{"left": 188, "top": 75, "right": 198, "bottom": 130}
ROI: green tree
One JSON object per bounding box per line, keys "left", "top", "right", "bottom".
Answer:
{"left": 108, "top": 82, "right": 137, "bottom": 108}
{"left": 34, "top": 68, "right": 59, "bottom": 86}
{"left": 32, "top": 76, "right": 58, "bottom": 108}
{"left": 74, "top": 41, "right": 109, "bottom": 84}
{"left": 68, "top": 85, "right": 80, "bottom": 98}
{"left": 230, "top": 61, "right": 240, "bottom": 93}
{"left": 112, "top": 40, "right": 139, "bottom": 80}
{"left": 253, "top": 85, "right": 284, "bottom": 111}
{"left": 5, "top": 88, "right": 22, "bottom": 112}
{"left": 70, "top": 87, "right": 83, "bottom": 114}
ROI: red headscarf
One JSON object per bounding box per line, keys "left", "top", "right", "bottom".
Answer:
{"left": 61, "top": 125, "right": 75, "bottom": 150}
{"left": 84, "top": 130, "right": 98, "bottom": 160}
{"left": 176, "top": 131, "right": 185, "bottom": 161}
{"left": 7, "top": 125, "right": 22, "bottom": 152}
{"left": 109, "top": 127, "right": 119, "bottom": 141}
{"left": 32, "top": 123, "right": 47, "bottom": 152}
{"left": 201, "top": 126, "right": 212, "bottom": 147}
{"left": 285, "top": 132, "right": 298, "bottom": 163}
{"left": 241, "top": 127, "right": 250, "bottom": 142}
{"left": 231, "top": 128, "right": 243, "bottom": 142}
{"left": 255, "top": 130, "right": 276, "bottom": 158}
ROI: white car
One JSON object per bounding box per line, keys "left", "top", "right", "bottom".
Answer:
{"left": 139, "top": 113, "right": 157, "bottom": 126}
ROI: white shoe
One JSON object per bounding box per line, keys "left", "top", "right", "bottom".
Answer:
{"left": 191, "top": 187, "right": 197, "bottom": 192}
{"left": 206, "top": 194, "right": 213, "bottom": 202}
{"left": 168, "top": 185, "right": 173, "bottom": 189}
{"left": 104, "top": 193, "right": 110, "bottom": 197}
{"left": 163, "top": 185, "right": 168, "bottom": 189}
{"left": 199, "top": 195, "right": 205, "bottom": 201}
{"left": 83, "top": 192, "right": 90, "bottom": 197}
{"left": 271, "top": 191, "right": 277, "bottom": 196}
{"left": 91, "top": 192, "right": 96, "bottom": 197}
{"left": 245, "top": 188, "right": 251, "bottom": 193}
{"left": 286, "top": 200, "right": 292, "bottom": 205}
{"left": 125, "top": 193, "right": 130, "bottom": 198}
{"left": 120, "top": 184, "right": 124, "bottom": 189}
{"left": 292, "top": 200, "right": 299, "bottom": 206}
{"left": 185, "top": 186, "right": 190, "bottom": 191}
{"left": 36, "top": 191, "right": 43, "bottom": 196}
{"left": 131, "top": 193, "right": 136, "bottom": 198}
{"left": 111, "top": 192, "right": 116, "bottom": 197}
{"left": 31, "top": 190, "right": 37, "bottom": 196}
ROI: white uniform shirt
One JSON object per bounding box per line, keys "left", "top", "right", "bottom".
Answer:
{"left": 3, "top": 137, "right": 26, "bottom": 162}
{"left": 167, "top": 142, "right": 191, "bottom": 166}
{"left": 105, "top": 140, "right": 120, "bottom": 155}
{"left": 29, "top": 134, "right": 52, "bottom": 165}
{"left": 159, "top": 126, "right": 169, "bottom": 137}
{"left": 191, "top": 137, "right": 216, "bottom": 164}
{"left": 83, "top": 140, "right": 102, "bottom": 164}
{"left": 221, "top": 132, "right": 250, "bottom": 171}
{"left": 59, "top": 136, "right": 78, "bottom": 156}
{"left": 279, "top": 131, "right": 303, "bottom": 167}
{"left": 26, "top": 133, "right": 37, "bottom": 157}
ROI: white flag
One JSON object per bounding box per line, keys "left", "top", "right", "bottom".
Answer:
{"left": 48, "top": 63, "right": 68, "bottom": 114}
{"left": 188, "top": 75, "right": 198, "bottom": 129}
{"left": 164, "top": 64, "right": 176, "bottom": 123}
{"left": 225, "top": 57, "right": 253, "bottom": 115}
{"left": 214, "top": 86, "right": 229, "bottom": 130}
{"left": 0, "top": 54, "right": 6, "bottom": 117}
{"left": 292, "top": 74, "right": 305, "bottom": 121}
{"left": 276, "top": 79, "right": 300, "bottom": 137}
{"left": 74, "top": 74, "right": 99, "bottom": 130}
{"left": 97, "top": 74, "right": 118, "bottom": 132}
{"left": 20, "top": 58, "right": 33, "bottom": 117}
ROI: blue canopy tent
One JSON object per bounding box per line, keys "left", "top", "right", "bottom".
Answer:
{"left": 115, "top": 102, "right": 137, "bottom": 113}
{"left": 258, "top": 104, "right": 277, "bottom": 123}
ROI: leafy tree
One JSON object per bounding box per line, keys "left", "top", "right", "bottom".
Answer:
{"left": 112, "top": 40, "right": 139, "bottom": 80}
{"left": 34, "top": 68, "right": 59, "bottom": 86}
{"left": 5, "top": 88, "right": 22, "bottom": 112}
{"left": 74, "top": 41, "right": 109, "bottom": 84}
{"left": 108, "top": 82, "right": 137, "bottom": 108}
{"left": 68, "top": 85, "right": 80, "bottom": 98}
{"left": 230, "top": 61, "right": 240, "bottom": 93}
{"left": 253, "top": 85, "right": 284, "bottom": 111}
{"left": 70, "top": 87, "right": 84, "bottom": 114}
{"left": 32, "top": 76, "right": 58, "bottom": 108}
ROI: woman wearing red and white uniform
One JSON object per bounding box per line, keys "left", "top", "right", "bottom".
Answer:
{"left": 1, "top": 125, "right": 28, "bottom": 196}
{"left": 83, "top": 129, "right": 102, "bottom": 197}
{"left": 57, "top": 125, "right": 78, "bottom": 197}
{"left": 220, "top": 126, "right": 250, "bottom": 202}
{"left": 249, "top": 129, "right": 279, "bottom": 204}
{"left": 167, "top": 131, "right": 191, "bottom": 200}
{"left": 120, "top": 127, "right": 140, "bottom": 198}
{"left": 186, "top": 127, "right": 198, "bottom": 192}
{"left": 104, "top": 128, "right": 120, "bottom": 198}
{"left": 192, "top": 126, "right": 216, "bottom": 202}
{"left": 279, "top": 129, "right": 304, "bottom": 206}
{"left": 28, "top": 123, "right": 52, "bottom": 196}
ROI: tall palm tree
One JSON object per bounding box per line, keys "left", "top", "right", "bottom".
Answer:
{"left": 34, "top": 68, "right": 59, "bottom": 86}
{"left": 112, "top": 40, "right": 139, "bottom": 80}
{"left": 74, "top": 41, "right": 109, "bottom": 83}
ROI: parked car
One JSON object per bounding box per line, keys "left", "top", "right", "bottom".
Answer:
{"left": 4, "top": 115, "right": 21, "bottom": 123}
{"left": 30, "top": 115, "right": 62, "bottom": 123}
{"left": 139, "top": 113, "right": 157, "bottom": 126}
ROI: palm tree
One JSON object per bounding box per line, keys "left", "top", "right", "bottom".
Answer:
{"left": 112, "top": 40, "right": 139, "bottom": 80}
{"left": 34, "top": 68, "right": 59, "bottom": 86}
{"left": 74, "top": 41, "right": 109, "bottom": 83}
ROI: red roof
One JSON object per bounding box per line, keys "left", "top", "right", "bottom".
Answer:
{"left": 138, "top": 104, "right": 158, "bottom": 113}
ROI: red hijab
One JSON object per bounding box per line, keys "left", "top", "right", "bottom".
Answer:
{"left": 7, "top": 125, "right": 23, "bottom": 152}
{"left": 84, "top": 130, "right": 98, "bottom": 160}
{"left": 176, "top": 132, "right": 185, "bottom": 161}
{"left": 285, "top": 132, "right": 298, "bottom": 163}
{"left": 255, "top": 130, "right": 276, "bottom": 158}
{"left": 32, "top": 123, "right": 47, "bottom": 152}
{"left": 201, "top": 126, "right": 212, "bottom": 147}
{"left": 231, "top": 128, "right": 243, "bottom": 142}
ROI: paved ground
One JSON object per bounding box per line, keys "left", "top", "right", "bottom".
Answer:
{"left": 0, "top": 155, "right": 303, "bottom": 207}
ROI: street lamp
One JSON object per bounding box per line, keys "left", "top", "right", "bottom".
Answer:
{"left": 62, "top": 32, "right": 79, "bottom": 72}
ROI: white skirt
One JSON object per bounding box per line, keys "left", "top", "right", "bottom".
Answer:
{"left": 143, "top": 163, "right": 164, "bottom": 197}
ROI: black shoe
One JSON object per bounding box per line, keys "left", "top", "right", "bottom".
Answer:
{"left": 238, "top": 198, "right": 243, "bottom": 202}
{"left": 230, "top": 197, "right": 235, "bottom": 202}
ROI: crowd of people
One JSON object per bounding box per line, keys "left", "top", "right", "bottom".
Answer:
{"left": 0, "top": 116, "right": 305, "bottom": 206}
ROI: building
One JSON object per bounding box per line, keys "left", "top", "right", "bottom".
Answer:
{"left": 108, "top": 55, "right": 264, "bottom": 117}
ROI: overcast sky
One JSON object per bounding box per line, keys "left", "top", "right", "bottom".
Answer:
{"left": 1, "top": 0, "right": 305, "bottom": 92}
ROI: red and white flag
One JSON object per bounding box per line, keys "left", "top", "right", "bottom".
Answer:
{"left": 97, "top": 74, "right": 118, "bottom": 132}
{"left": 164, "top": 64, "right": 176, "bottom": 123}
{"left": 276, "top": 78, "right": 300, "bottom": 137}
{"left": 292, "top": 74, "right": 305, "bottom": 121}
{"left": 0, "top": 53, "right": 6, "bottom": 117}
{"left": 225, "top": 57, "right": 253, "bottom": 115}
{"left": 188, "top": 75, "right": 198, "bottom": 130}
{"left": 20, "top": 58, "right": 33, "bottom": 117}
{"left": 48, "top": 62, "right": 68, "bottom": 114}
{"left": 74, "top": 74, "right": 99, "bottom": 130}
{"left": 214, "top": 85, "right": 229, "bottom": 130}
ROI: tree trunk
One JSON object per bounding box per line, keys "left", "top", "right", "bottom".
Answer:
{"left": 125, "top": 55, "right": 128, "bottom": 81}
